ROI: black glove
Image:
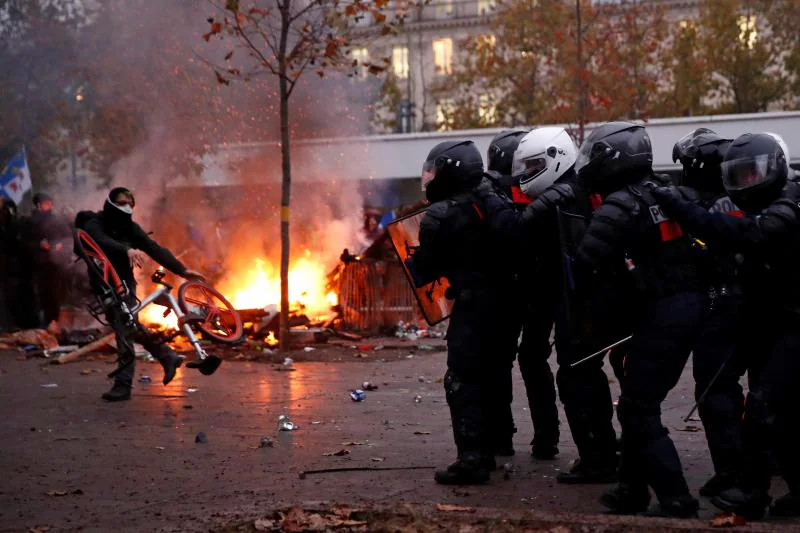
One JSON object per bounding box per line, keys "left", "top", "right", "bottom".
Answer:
{"left": 646, "top": 181, "right": 682, "bottom": 204}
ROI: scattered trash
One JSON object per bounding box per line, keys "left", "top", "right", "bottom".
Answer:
{"left": 45, "top": 489, "right": 81, "bottom": 497}
{"left": 418, "top": 376, "right": 425, "bottom": 382}
{"left": 503, "top": 462, "right": 514, "bottom": 480}
{"left": 370, "top": 457, "right": 385, "bottom": 462}
{"left": 416, "top": 344, "right": 435, "bottom": 352}
{"left": 195, "top": 431, "right": 208, "bottom": 444}
{"left": 79, "top": 369, "right": 92, "bottom": 376}
{"left": 350, "top": 390, "right": 366, "bottom": 402}
{"left": 186, "top": 387, "right": 199, "bottom": 393}
{"left": 138, "top": 375, "right": 152, "bottom": 384}
{"left": 436, "top": 503, "right": 476, "bottom": 513}
{"left": 405, "top": 354, "right": 414, "bottom": 359}
{"left": 154, "top": 446, "right": 166, "bottom": 451}
{"left": 413, "top": 431, "right": 431, "bottom": 435}
{"left": 282, "top": 357, "right": 293, "bottom": 367}
{"left": 262, "top": 348, "right": 276, "bottom": 355}
{"left": 303, "top": 347, "right": 315, "bottom": 352}
{"left": 0, "top": 329, "right": 59, "bottom": 350}
{"left": 311, "top": 421, "right": 322, "bottom": 425}
{"left": 259, "top": 437, "right": 274, "bottom": 448}
{"left": 362, "top": 381, "right": 378, "bottom": 391}
{"left": 323, "top": 448, "right": 350, "bottom": 457}
{"left": 414, "top": 395, "right": 423, "bottom": 404}
{"left": 373, "top": 344, "right": 385, "bottom": 351}
{"left": 278, "top": 415, "right": 297, "bottom": 431}
{"left": 43, "top": 345, "right": 79, "bottom": 358}
{"left": 710, "top": 512, "right": 747, "bottom": 527}
{"left": 680, "top": 425, "right": 703, "bottom": 433}
{"left": 342, "top": 441, "right": 368, "bottom": 446}
{"left": 40, "top": 383, "right": 58, "bottom": 388}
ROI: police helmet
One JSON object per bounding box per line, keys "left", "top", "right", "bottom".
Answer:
{"left": 421, "top": 140, "right": 484, "bottom": 202}
{"left": 722, "top": 133, "right": 789, "bottom": 212}
{"left": 672, "top": 128, "right": 732, "bottom": 192}
{"left": 575, "top": 122, "right": 652, "bottom": 195}
{"left": 487, "top": 129, "right": 528, "bottom": 176}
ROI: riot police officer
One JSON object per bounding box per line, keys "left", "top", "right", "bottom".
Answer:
{"left": 484, "top": 129, "right": 560, "bottom": 459}
{"left": 479, "top": 126, "right": 619, "bottom": 482}
{"left": 407, "top": 140, "right": 516, "bottom": 484}
{"left": 576, "top": 122, "right": 704, "bottom": 517}
{"left": 652, "top": 133, "right": 800, "bottom": 519}
{"left": 672, "top": 128, "right": 746, "bottom": 498}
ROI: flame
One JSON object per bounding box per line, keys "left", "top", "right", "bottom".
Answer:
{"left": 139, "top": 304, "right": 179, "bottom": 330}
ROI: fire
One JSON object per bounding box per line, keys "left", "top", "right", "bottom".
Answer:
{"left": 218, "top": 250, "right": 335, "bottom": 318}
{"left": 139, "top": 303, "right": 179, "bottom": 330}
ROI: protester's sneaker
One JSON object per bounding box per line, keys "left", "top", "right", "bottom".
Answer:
{"left": 102, "top": 382, "right": 131, "bottom": 402}
{"left": 657, "top": 494, "right": 700, "bottom": 518}
{"left": 699, "top": 473, "right": 737, "bottom": 498}
{"left": 161, "top": 353, "right": 183, "bottom": 385}
{"left": 434, "top": 454, "right": 490, "bottom": 485}
{"left": 600, "top": 483, "right": 651, "bottom": 514}
{"left": 770, "top": 492, "right": 800, "bottom": 517}
{"left": 712, "top": 487, "right": 771, "bottom": 520}
{"left": 557, "top": 458, "right": 617, "bottom": 484}
{"left": 531, "top": 444, "right": 559, "bottom": 460}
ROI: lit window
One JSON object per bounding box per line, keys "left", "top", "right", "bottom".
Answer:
{"left": 478, "top": 0, "right": 496, "bottom": 15}
{"left": 351, "top": 48, "right": 369, "bottom": 77}
{"left": 436, "top": 98, "right": 454, "bottom": 131}
{"left": 738, "top": 14, "right": 757, "bottom": 49}
{"left": 478, "top": 94, "right": 496, "bottom": 124}
{"left": 436, "top": 0, "right": 453, "bottom": 19}
{"left": 392, "top": 46, "right": 409, "bottom": 78}
{"left": 432, "top": 38, "right": 453, "bottom": 75}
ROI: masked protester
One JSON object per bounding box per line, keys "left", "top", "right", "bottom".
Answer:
{"left": 406, "top": 140, "right": 516, "bottom": 485}
{"left": 651, "top": 133, "right": 800, "bottom": 520}
{"left": 575, "top": 122, "right": 704, "bottom": 518}
{"left": 483, "top": 128, "right": 561, "bottom": 459}
{"left": 0, "top": 197, "right": 37, "bottom": 331}
{"left": 76, "top": 187, "right": 205, "bottom": 402}
{"left": 477, "top": 126, "right": 619, "bottom": 482}
{"left": 672, "top": 128, "right": 747, "bottom": 498}
{"left": 25, "top": 192, "right": 72, "bottom": 328}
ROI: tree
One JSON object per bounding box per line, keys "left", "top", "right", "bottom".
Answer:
{"left": 697, "top": 0, "right": 790, "bottom": 113}
{"left": 204, "top": 0, "right": 394, "bottom": 350}
{"left": 657, "top": 19, "right": 713, "bottom": 117}
{"left": 763, "top": 0, "right": 800, "bottom": 104}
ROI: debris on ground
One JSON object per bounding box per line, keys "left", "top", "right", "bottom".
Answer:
{"left": 138, "top": 375, "right": 152, "bottom": 384}
{"left": 710, "top": 512, "right": 747, "bottom": 527}
{"left": 350, "top": 390, "right": 366, "bottom": 402}
{"left": 195, "top": 432, "right": 208, "bottom": 444}
{"left": 361, "top": 381, "right": 378, "bottom": 391}
{"left": 679, "top": 425, "right": 703, "bottom": 433}
{"left": 277, "top": 415, "right": 297, "bottom": 431}
{"left": 259, "top": 437, "right": 274, "bottom": 448}
{"left": 0, "top": 329, "right": 59, "bottom": 350}
{"left": 435, "top": 503, "right": 476, "bottom": 513}
{"left": 251, "top": 507, "right": 368, "bottom": 532}
{"left": 322, "top": 449, "right": 350, "bottom": 457}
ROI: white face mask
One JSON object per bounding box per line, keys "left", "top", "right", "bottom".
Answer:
{"left": 108, "top": 195, "right": 134, "bottom": 215}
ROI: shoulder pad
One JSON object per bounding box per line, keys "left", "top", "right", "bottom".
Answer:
{"left": 603, "top": 190, "right": 637, "bottom": 212}
{"left": 425, "top": 201, "right": 451, "bottom": 220}
{"left": 765, "top": 197, "right": 800, "bottom": 222}
{"left": 539, "top": 182, "right": 575, "bottom": 204}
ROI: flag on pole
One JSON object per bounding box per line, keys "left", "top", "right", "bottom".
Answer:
{"left": 0, "top": 147, "right": 33, "bottom": 205}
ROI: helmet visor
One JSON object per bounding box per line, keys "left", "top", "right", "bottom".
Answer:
{"left": 575, "top": 140, "right": 612, "bottom": 174}
{"left": 421, "top": 158, "right": 440, "bottom": 191}
{"left": 514, "top": 156, "right": 547, "bottom": 184}
{"left": 721, "top": 154, "right": 774, "bottom": 191}
{"left": 673, "top": 131, "right": 698, "bottom": 163}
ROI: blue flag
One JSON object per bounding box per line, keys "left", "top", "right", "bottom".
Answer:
{"left": 0, "top": 148, "right": 32, "bottom": 205}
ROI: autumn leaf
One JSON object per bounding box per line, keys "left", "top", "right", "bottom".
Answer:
{"left": 367, "top": 64, "right": 386, "bottom": 75}
{"left": 225, "top": 0, "right": 240, "bottom": 11}
{"left": 224, "top": 50, "right": 233, "bottom": 60}
{"left": 211, "top": 21, "right": 222, "bottom": 33}
{"left": 324, "top": 41, "right": 339, "bottom": 58}
{"left": 373, "top": 11, "right": 386, "bottom": 23}
{"left": 214, "top": 70, "right": 230, "bottom": 85}
{"left": 436, "top": 504, "right": 475, "bottom": 513}
{"left": 316, "top": 70, "right": 325, "bottom": 78}
{"left": 345, "top": 5, "right": 356, "bottom": 16}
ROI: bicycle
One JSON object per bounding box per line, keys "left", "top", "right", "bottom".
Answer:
{"left": 73, "top": 228, "right": 243, "bottom": 377}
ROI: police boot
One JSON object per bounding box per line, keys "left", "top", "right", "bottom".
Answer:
{"left": 712, "top": 487, "right": 771, "bottom": 520}
{"left": 493, "top": 437, "right": 515, "bottom": 457}
{"left": 699, "top": 472, "right": 737, "bottom": 498}
{"left": 600, "top": 483, "right": 651, "bottom": 514}
{"left": 434, "top": 452, "right": 490, "bottom": 485}
{"left": 557, "top": 458, "right": 618, "bottom": 484}
{"left": 770, "top": 492, "right": 800, "bottom": 517}
{"left": 531, "top": 441, "right": 559, "bottom": 460}
{"left": 160, "top": 352, "right": 183, "bottom": 385}
{"left": 657, "top": 495, "right": 700, "bottom": 519}
{"left": 101, "top": 381, "right": 131, "bottom": 402}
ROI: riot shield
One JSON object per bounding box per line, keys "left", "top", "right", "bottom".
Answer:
{"left": 557, "top": 207, "right": 635, "bottom": 360}
{"left": 387, "top": 209, "right": 452, "bottom": 325}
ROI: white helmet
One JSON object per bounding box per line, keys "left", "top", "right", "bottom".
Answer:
{"left": 514, "top": 126, "right": 578, "bottom": 198}
{"left": 765, "top": 132, "right": 793, "bottom": 178}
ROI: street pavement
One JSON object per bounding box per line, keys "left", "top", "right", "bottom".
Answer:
{"left": 0, "top": 345, "right": 796, "bottom": 532}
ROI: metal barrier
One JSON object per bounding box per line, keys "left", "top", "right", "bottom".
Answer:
{"left": 337, "top": 259, "right": 419, "bottom": 334}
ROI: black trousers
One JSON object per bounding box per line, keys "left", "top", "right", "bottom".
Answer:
{"left": 33, "top": 262, "right": 64, "bottom": 325}
{"left": 738, "top": 320, "right": 800, "bottom": 495}
{"left": 692, "top": 291, "right": 746, "bottom": 480}
{"left": 617, "top": 291, "right": 705, "bottom": 502}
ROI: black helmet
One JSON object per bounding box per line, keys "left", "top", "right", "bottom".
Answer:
{"left": 672, "top": 128, "right": 732, "bottom": 192}
{"left": 722, "top": 133, "right": 788, "bottom": 212}
{"left": 575, "top": 122, "right": 652, "bottom": 195}
{"left": 421, "top": 140, "right": 484, "bottom": 202}
{"left": 487, "top": 129, "right": 528, "bottom": 176}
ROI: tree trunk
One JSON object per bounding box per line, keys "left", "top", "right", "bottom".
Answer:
{"left": 278, "top": 3, "right": 292, "bottom": 352}
{"left": 575, "top": 0, "right": 585, "bottom": 145}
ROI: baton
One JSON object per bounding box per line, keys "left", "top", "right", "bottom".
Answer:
{"left": 683, "top": 350, "right": 735, "bottom": 422}
{"left": 570, "top": 335, "right": 633, "bottom": 368}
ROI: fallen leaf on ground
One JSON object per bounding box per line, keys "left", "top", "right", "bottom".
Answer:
{"left": 79, "top": 369, "right": 92, "bottom": 375}
{"left": 370, "top": 457, "right": 385, "bottom": 462}
{"left": 322, "top": 448, "right": 350, "bottom": 456}
{"left": 45, "top": 490, "right": 68, "bottom": 497}
{"left": 253, "top": 517, "right": 277, "bottom": 531}
{"left": 436, "top": 503, "right": 476, "bottom": 513}
{"left": 413, "top": 431, "right": 431, "bottom": 435}
{"left": 154, "top": 446, "right": 165, "bottom": 450}
{"left": 342, "top": 441, "right": 368, "bottom": 446}
{"left": 710, "top": 512, "right": 747, "bottom": 527}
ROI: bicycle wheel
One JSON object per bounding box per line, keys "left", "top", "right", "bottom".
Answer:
{"left": 177, "top": 281, "right": 243, "bottom": 344}
{"left": 74, "top": 229, "right": 126, "bottom": 297}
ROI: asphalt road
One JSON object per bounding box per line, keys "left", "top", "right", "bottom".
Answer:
{"left": 0, "top": 345, "right": 796, "bottom": 532}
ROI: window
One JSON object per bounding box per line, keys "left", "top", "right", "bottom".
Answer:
{"left": 351, "top": 48, "right": 369, "bottom": 77}
{"left": 478, "top": 94, "right": 496, "bottom": 124}
{"left": 738, "top": 14, "right": 757, "bottom": 49}
{"left": 392, "top": 46, "right": 409, "bottom": 78}
{"left": 432, "top": 38, "right": 453, "bottom": 75}
{"left": 478, "top": 0, "right": 495, "bottom": 15}
{"left": 435, "top": 98, "right": 454, "bottom": 131}
{"left": 435, "top": 0, "right": 453, "bottom": 19}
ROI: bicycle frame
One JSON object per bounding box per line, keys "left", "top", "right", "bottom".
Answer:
{"left": 133, "top": 284, "right": 210, "bottom": 362}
